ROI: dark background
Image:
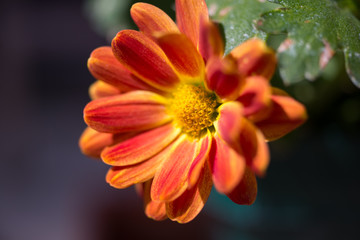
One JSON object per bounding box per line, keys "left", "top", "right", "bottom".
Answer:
{"left": 1, "top": 0, "right": 360, "bottom": 239}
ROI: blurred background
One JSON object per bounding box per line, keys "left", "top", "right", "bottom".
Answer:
{"left": 0, "top": 0, "right": 359, "bottom": 239}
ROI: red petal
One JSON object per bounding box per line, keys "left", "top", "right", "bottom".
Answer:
{"left": 151, "top": 135, "right": 197, "bottom": 202}
{"left": 84, "top": 91, "right": 171, "bottom": 133}
{"left": 199, "top": 19, "right": 224, "bottom": 62}
{"left": 88, "top": 46, "right": 159, "bottom": 92}
{"left": 226, "top": 167, "right": 257, "bottom": 205}
{"left": 131, "top": 3, "right": 179, "bottom": 38}
{"left": 102, "top": 123, "right": 181, "bottom": 166}
{"left": 156, "top": 33, "right": 205, "bottom": 83}
{"left": 106, "top": 138, "right": 178, "bottom": 189}
{"left": 141, "top": 180, "right": 167, "bottom": 221}
{"left": 205, "top": 56, "right": 244, "bottom": 100}
{"left": 256, "top": 88, "right": 308, "bottom": 141}
{"left": 112, "top": 30, "right": 179, "bottom": 91}
{"left": 187, "top": 131, "right": 212, "bottom": 188}
{"left": 176, "top": 0, "right": 209, "bottom": 48}
{"left": 230, "top": 38, "right": 276, "bottom": 79}
{"left": 166, "top": 164, "right": 212, "bottom": 223}
{"left": 208, "top": 135, "right": 246, "bottom": 194}
{"left": 216, "top": 103, "right": 269, "bottom": 176}
{"left": 238, "top": 118, "right": 270, "bottom": 176}
{"left": 236, "top": 76, "right": 272, "bottom": 122}
{"left": 215, "top": 101, "right": 243, "bottom": 152}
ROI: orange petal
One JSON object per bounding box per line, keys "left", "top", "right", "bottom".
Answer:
{"left": 89, "top": 81, "right": 121, "bottom": 100}
{"left": 205, "top": 56, "right": 244, "bottom": 100}
{"left": 208, "top": 134, "right": 246, "bottom": 194}
{"left": 102, "top": 123, "right": 181, "bottom": 166}
{"left": 79, "top": 130, "right": 137, "bottom": 159}
{"left": 199, "top": 19, "right": 224, "bottom": 62}
{"left": 135, "top": 182, "right": 144, "bottom": 198}
{"left": 106, "top": 138, "right": 178, "bottom": 189}
{"left": 236, "top": 76, "right": 272, "bottom": 122}
{"left": 112, "top": 30, "right": 179, "bottom": 91}
{"left": 79, "top": 127, "right": 114, "bottom": 159}
{"left": 187, "top": 131, "right": 212, "bottom": 189}
{"left": 88, "top": 46, "right": 159, "bottom": 93}
{"left": 141, "top": 180, "right": 167, "bottom": 221}
{"left": 175, "top": 0, "right": 209, "bottom": 48}
{"left": 215, "top": 101, "right": 243, "bottom": 152}
{"left": 238, "top": 118, "right": 270, "bottom": 176}
{"left": 230, "top": 38, "right": 276, "bottom": 79}
{"left": 151, "top": 135, "right": 197, "bottom": 202}
{"left": 166, "top": 164, "right": 212, "bottom": 223}
{"left": 226, "top": 167, "right": 257, "bottom": 205}
{"left": 256, "top": 88, "right": 308, "bottom": 141}
{"left": 131, "top": 3, "right": 179, "bottom": 38}
{"left": 216, "top": 102, "right": 269, "bottom": 176}
{"left": 156, "top": 33, "right": 205, "bottom": 83}
{"left": 84, "top": 91, "right": 171, "bottom": 133}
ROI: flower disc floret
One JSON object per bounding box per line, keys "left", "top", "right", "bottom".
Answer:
{"left": 168, "top": 84, "right": 218, "bottom": 137}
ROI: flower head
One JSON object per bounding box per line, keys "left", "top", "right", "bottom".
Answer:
{"left": 79, "top": 0, "right": 307, "bottom": 223}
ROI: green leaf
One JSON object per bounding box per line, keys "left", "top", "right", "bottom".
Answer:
{"left": 335, "top": 0, "right": 360, "bottom": 18}
{"left": 205, "top": 0, "right": 281, "bottom": 54}
{"left": 258, "top": 0, "right": 360, "bottom": 87}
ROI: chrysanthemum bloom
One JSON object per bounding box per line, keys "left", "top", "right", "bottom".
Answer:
{"left": 79, "top": 0, "right": 307, "bottom": 223}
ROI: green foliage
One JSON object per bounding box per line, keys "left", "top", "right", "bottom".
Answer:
{"left": 84, "top": 0, "right": 133, "bottom": 40}
{"left": 258, "top": 0, "right": 360, "bottom": 87}
{"left": 205, "top": 0, "right": 281, "bottom": 54}
{"left": 84, "top": 0, "right": 360, "bottom": 87}
{"left": 335, "top": 0, "right": 360, "bottom": 18}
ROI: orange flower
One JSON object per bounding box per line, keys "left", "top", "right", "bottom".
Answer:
{"left": 79, "top": 0, "right": 307, "bottom": 223}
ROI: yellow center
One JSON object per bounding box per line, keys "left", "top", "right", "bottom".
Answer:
{"left": 168, "top": 84, "right": 219, "bottom": 138}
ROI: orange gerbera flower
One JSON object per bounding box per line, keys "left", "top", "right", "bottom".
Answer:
{"left": 79, "top": 0, "right": 307, "bottom": 223}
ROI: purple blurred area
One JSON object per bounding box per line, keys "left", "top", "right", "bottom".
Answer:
{"left": 1, "top": 0, "right": 360, "bottom": 240}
